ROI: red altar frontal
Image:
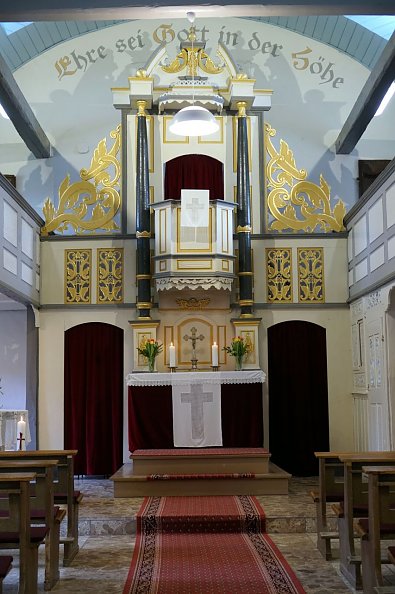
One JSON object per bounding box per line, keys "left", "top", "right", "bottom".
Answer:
{"left": 126, "top": 371, "right": 265, "bottom": 452}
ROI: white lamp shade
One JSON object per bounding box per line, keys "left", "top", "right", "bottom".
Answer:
{"left": 169, "top": 105, "right": 219, "bottom": 137}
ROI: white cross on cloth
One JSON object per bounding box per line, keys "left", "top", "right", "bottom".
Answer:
{"left": 180, "top": 189, "right": 209, "bottom": 228}
{"left": 172, "top": 381, "right": 222, "bottom": 447}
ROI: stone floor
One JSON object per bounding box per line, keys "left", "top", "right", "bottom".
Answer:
{"left": 3, "top": 475, "right": 395, "bottom": 593}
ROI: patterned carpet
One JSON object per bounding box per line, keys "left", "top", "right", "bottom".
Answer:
{"left": 123, "top": 495, "right": 306, "bottom": 594}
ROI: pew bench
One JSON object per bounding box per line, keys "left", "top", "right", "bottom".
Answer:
{"left": 0, "top": 473, "right": 47, "bottom": 594}
{"left": 356, "top": 466, "right": 395, "bottom": 594}
{"left": 312, "top": 452, "right": 347, "bottom": 559}
{"left": 334, "top": 453, "right": 395, "bottom": 590}
{"left": 0, "top": 450, "right": 82, "bottom": 565}
{"left": 0, "top": 459, "right": 66, "bottom": 590}
{"left": 0, "top": 555, "right": 12, "bottom": 594}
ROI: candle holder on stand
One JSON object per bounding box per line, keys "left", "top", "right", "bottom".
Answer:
{"left": 17, "top": 432, "right": 25, "bottom": 451}
{"left": 168, "top": 366, "right": 177, "bottom": 373}
{"left": 191, "top": 359, "right": 198, "bottom": 371}
{"left": 210, "top": 365, "right": 220, "bottom": 372}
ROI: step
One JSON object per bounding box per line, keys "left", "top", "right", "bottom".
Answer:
{"left": 111, "top": 462, "right": 290, "bottom": 497}
{"left": 131, "top": 447, "right": 270, "bottom": 475}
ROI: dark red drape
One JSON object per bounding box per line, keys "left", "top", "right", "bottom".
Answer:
{"left": 64, "top": 322, "right": 124, "bottom": 476}
{"left": 164, "top": 154, "right": 224, "bottom": 200}
{"left": 268, "top": 320, "right": 329, "bottom": 476}
{"left": 127, "top": 383, "right": 263, "bottom": 451}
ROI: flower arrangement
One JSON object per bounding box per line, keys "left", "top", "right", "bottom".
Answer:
{"left": 137, "top": 339, "right": 163, "bottom": 371}
{"left": 223, "top": 337, "right": 250, "bottom": 370}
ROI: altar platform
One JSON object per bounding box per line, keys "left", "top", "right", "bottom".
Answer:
{"left": 111, "top": 448, "right": 291, "bottom": 497}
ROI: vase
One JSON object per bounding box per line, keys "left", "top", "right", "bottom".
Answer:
{"left": 235, "top": 355, "right": 243, "bottom": 371}
{"left": 147, "top": 357, "right": 156, "bottom": 372}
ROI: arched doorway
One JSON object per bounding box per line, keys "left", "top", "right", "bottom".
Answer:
{"left": 268, "top": 320, "right": 329, "bottom": 476}
{"left": 64, "top": 322, "right": 124, "bottom": 476}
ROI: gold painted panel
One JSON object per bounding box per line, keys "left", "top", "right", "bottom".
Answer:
{"left": 159, "top": 208, "right": 167, "bottom": 254}
{"left": 159, "top": 260, "right": 167, "bottom": 271}
{"left": 222, "top": 260, "right": 230, "bottom": 271}
{"left": 232, "top": 116, "right": 252, "bottom": 172}
{"left": 198, "top": 117, "right": 224, "bottom": 144}
{"left": 265, "top": 123, "right": 346, "bottom": 233}
{"left": 65, "top": 249, "right": 91, "bottom": 304}
{"left": 266, "top": 247, "right": 292, "bottom": 303}
{"left": 176, "top": 260, "right": 213, "bottom": 270}
{"left": 221, "top": 208, "right": 229, "bottom": 253}
{"left": 163, "top": 116, "right": 190, "bottom": 144}
{"left": 298, "top": 247, "right": 325, "bottom": 303}
{"left": 97, "top": 247, "right": 123, "bottom": 303}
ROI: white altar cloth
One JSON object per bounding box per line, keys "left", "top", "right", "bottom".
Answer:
{"left": 126, "top": 370, "right": 266, "bottom": 387}
{"left": 126, "top": 371, "right": 265, "bottom": 448}
{"left": 0, "top": 409, "right": 31, "bottom": 450}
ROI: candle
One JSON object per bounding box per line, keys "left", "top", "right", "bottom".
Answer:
{"left": 169, "top": 342, "right": 176, "bottom": 367}
{"left": 17, "top": 416, "right": 26, "bottom": 437}
{"left": 211, "top": 342, "right": 219, "bottom": 367}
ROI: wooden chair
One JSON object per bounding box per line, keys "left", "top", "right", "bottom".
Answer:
{"left": 0, "top": 450, "right": 83, "bottom": 565}
{"left": 0, "top": 473, "right": 47, "bottom": 594}
{"left": 334, "top": 453, "right": 395, "bottom": 590}
{"left": 356, "top": 466, "right": 395, "bottom": 594}
{"left": 0, "top": 459, "right": 66, "bottom": 590}
{"left": 0, "top": 556, "right": 12, "bottom": 594}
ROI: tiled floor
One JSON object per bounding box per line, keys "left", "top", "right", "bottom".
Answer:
{"left": 3, "top": 476, "right": 395, "bottom": 593}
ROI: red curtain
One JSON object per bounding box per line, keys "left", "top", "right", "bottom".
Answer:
{"left": 268, "top": 320, "right": 329, "bottom": 476}
{"left": 64, "top": 322, "right": 124, "bottom": 475}
{"left": 164, "top": 154, "right": 224, "bottom": 200}
{"left": 128, "top": 383, "right": 263, "bottom": 451}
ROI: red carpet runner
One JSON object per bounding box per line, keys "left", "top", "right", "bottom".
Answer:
{"left": 123, "top": 496, "right": 306, "bottom": 594}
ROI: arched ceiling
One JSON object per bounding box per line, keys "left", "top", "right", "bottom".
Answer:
{"left": 0, "top": 16, "right": 391, "bottom": 73}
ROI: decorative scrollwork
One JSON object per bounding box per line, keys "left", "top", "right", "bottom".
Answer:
{"left": 42, "top": 126, "right": 121, "bottom": 235}
{"left": 266, "top": 247, "right": 292, "bottom": 302}
{"left": 265, "top": 124, "right": 346, "bottom": 233}
{"left": 298, "top": 247, "right": 324, "bottom": 302}
{"left": 65, "top": 249, "right": 91, "bottom": 303}
{"left": 161, "top": 26, "right": 223, "bottom": 76}
{"left": 175, "top": 297, "right": 211, "bottom": 310}
{"left": 97, "top": 248, "right": 123, "bottom": 303}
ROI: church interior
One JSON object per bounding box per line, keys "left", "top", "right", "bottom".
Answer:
{"left": 0, "top": 1, "right": 395, "bottom": 592}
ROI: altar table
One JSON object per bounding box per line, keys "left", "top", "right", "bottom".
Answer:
{"left": 0, "top": 409, "right": 31, "bottom": 450}
{"left": 126, "top": 371, "right": 265, "bottom": 451}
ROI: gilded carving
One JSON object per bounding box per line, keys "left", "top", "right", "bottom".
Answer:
{"left": 65, "top": 249, "right": 91, "bottom": 304}
{"left": 265, "top": 124, "right": 346, "bottom": 233}
{"left": 97, "top": 248, "right": 123, "bottom": 303}
{"left": 42, "top": 126, "right": 121, "bottom": 235}
{"left": 298, "top": 247, "right": 324, "bottom": 302}
{"left": 161, "top": 26, "right": 223, "bottom": 76}
{"left": 266, "top": 248, "right": 292, "bottom": 302}
{"left": 175, "top": 297, "right": 211, "bottom": 310}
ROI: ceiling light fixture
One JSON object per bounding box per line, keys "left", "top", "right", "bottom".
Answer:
{"left": 169, "top": 12, "right": 219, "bottom": 137}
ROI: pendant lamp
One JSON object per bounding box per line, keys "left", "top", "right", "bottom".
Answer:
{"left": 168, "top": 12, "right": 219, "bottom": 138}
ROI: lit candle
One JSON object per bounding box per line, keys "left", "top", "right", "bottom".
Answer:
{"left": 17, "top": 416, "right": 26, "bottom": 436}
{"left": 169, "top": 342, "right": 176, "bottom": 367}
{"left": 211, "top": 342, "right": 219, "bottom": 367}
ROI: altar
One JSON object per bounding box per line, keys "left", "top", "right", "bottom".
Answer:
{"left": 126, "top": 371, "right": 265, "bottom": 451}
{"left": 0, "top": 409, "right": 31, "bottom": 450}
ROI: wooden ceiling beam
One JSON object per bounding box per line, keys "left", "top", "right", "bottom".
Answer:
{"left": 0, "top": 52, "right": 51, "bottom": 159}
{"left": 0, "top": 0, "right": 394, "bottom": 20}
{"left": 335, "top": 30, "right": 395, "bottom": 155}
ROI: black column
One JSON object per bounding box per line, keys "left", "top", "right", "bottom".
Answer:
{"left": 236, "top": 102, "right": 253, "bottom": 318}
{"left": 135, "top": 100, "right": 152, "bottom": 320}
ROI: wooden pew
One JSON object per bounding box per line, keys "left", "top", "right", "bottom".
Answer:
{"left": 312, "top": 452, "right": 347, "bottom": 559}
{"left": 333, "top": 453, "right": 395, "bottom": 590}
{"left": 356, "top": 466, "right": 395, "bottom": 594}
{"left": 0, "top": 450, "right": 82, "bottom": 565}
{"left": 0, "top": 460, "right": 66, "bottom": 590}
{"left": 0, "top": 473, "right": 47, "bottom": 594}
{"left": 0, "top": 556, "right": 12, "bottom": 594}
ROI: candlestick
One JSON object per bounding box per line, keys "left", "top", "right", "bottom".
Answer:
{"left": 169, "top": 342, "right": 176, "bottom": 368}
{"left": 17, "top": 416, "right": 26, "bottom": 440}
{"left": 211, "top": 342, "right": 219, "bottom": 367}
